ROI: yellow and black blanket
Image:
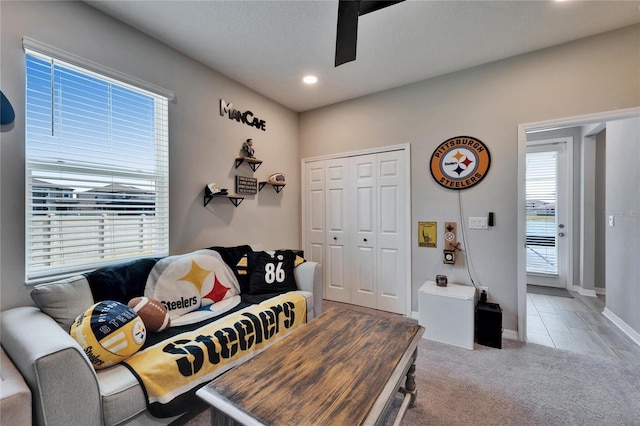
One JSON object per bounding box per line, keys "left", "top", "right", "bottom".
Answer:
{"left": 123, "top": 292, "right": 307, "bottom": 417}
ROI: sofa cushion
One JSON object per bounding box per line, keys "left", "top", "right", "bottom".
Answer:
{"left": 248, "top": 250, "right": 299, "bottom": 295}
{"left": 86, "top": 258, "right": 159, "bottom": 305}
{"left": 207, "top": 245, "right": 253, "bottom": 293}
{"left": 31, "top": 275, "right": 95, "bottom": 332}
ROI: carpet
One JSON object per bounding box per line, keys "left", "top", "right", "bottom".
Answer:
{"left": 178, "top": 338, "right": 640, "bottom": 425}
{"left": 527, "top": 284, "right": 574, "bottom": 298}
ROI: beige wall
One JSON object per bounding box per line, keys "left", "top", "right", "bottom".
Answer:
{"left": 0, "top": 1, "right": 300, "bottom": 310}
{"left": 299, "top": 25, "right": 640, "bottom": 331}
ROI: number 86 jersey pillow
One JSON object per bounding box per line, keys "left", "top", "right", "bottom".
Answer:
{"left": 248, "top": 250, "right": 304, "bottom": 295}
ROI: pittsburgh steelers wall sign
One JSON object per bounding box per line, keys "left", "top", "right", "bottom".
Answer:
{"left": 430, "top": 136, "right": 491, "bottom": 190}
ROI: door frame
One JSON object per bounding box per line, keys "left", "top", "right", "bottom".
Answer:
{"left": 525, "top": 137, "right": 572, "bottom": 289}
{"left": 301, "top": 143, "right": 412, "bottom": 316}
{"left": 517, "top": 107, "right": 640, "bottom": 342}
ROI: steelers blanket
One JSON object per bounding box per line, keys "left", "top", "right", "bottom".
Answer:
{"left": 122, "top": 292, "right": 307, "bottom": 418}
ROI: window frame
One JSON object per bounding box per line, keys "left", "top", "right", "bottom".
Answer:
{"left": 24, "top": 40, "right": 172, "bottom": 284}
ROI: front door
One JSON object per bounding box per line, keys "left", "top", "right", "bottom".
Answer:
{"left": 526, "top": 139, "right": 569, "bottom": 288}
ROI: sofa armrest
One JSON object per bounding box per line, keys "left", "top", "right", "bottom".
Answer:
{"left": 1, "top": 347, "right": 32, "bottom": 426}
{"left": 0, "top": 307, "right": 103, "bottom": 426}
{"left": 294, "top": 261, "right": 322, "bottom": 318}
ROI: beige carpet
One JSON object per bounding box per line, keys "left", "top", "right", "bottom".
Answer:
{"left": 177, "top": 337, "right": 640, "bottom": 425}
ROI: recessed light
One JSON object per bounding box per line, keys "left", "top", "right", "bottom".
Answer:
{"left": 302, "top": 75, "right": 318, "bottom": 85}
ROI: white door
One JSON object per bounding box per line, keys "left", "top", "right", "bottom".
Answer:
{"left": 302, "top": 145, "right": 411, "bottom": 315}
{"left": 351, "top": 154, "right": 378, "bottom": 309}
{"left": 526, "top": 140, "right": 569, "bottom": 288}
{"left": 304, "top": 161, "right": 325, "bottom": 265}
{"left": 376, "top": 150, "right": 407, "bottom": 313}
{"left": 324, "top": 158, "right": 350, "bottom": 302}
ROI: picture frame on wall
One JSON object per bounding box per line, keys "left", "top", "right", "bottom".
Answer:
{"left": 236, "top": 176, "right": 258, "bottom": 194}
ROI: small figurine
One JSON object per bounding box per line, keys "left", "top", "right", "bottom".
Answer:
{"left": 242, "top": 138, "right": 255, "bottom": 158}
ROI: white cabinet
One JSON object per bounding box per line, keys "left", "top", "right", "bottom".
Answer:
{"left": 418, "top": 281, "right": 476, "bottom": 350}
{"left": 303, "top": 147, "right": 410, "bottom": 315}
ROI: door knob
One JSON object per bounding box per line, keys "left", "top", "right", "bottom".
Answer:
{"left": 364, "top": 238, "right": 368, "bottom": 242}
{"left": 333, "top": 237, "right": 337, "bottom": 241}
{"left": 558, "top": 232, "right": 565, "bottom": 237}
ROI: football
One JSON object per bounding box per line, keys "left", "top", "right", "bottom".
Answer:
{"left": 70, "top": 301, "right": 146, "bottom": 370}
{"left": 128, "top": 297, "right": 171, "bottom": 332}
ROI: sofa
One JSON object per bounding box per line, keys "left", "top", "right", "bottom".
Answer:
{"left": 0, "top": 246, "right": 322, "bottom": 426}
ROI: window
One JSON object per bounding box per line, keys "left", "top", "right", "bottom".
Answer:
{"left": 25, "top": 45, "right": 170, "bottom": 283}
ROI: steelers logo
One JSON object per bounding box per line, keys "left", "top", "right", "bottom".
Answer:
{"left": 430, "top": 136, "right": 491, "bottom": 190}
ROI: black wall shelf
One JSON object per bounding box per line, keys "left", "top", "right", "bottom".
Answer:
{"left": 258, "top": 182, "right": 286, "bottom": 193}
{"left": 235, "top": 157, "right": 262, "bottom": 172}
{"left": 204, "top": 192, "right": 244, "bottom": 207}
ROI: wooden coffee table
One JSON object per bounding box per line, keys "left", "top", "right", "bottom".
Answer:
{"left": 196, "top": 307, "right": 424, "bottom": 426}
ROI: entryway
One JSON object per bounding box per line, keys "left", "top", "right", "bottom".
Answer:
{"left": 517, "top": 107, "right": 640, "bottom": 345}
{"left": 527, "top": 291, "right": 640, "bottom": 364}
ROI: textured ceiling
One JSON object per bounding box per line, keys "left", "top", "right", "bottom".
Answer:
{"left": 86, "top": 0, "right": 640, "bottom": 112}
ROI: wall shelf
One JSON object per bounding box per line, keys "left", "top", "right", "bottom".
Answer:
{"left": 235, "top": 157, "right": 262, "bottom": 172}
{"left": 204, "top": 192, "right": 245, "bottom": 207}
{"left": 258, "top": 182, "right": 286, "bottom": 193}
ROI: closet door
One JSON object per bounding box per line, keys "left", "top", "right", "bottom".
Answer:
{"left": 324, "top": 158, "right": 351, "bottom": 303}
{"left": 376, "top": 150, "right": 407, "bottom": 314}
{"left": 304, "top": 161, "right": 326, "bottom": 266}
{"left": 350, "top": 154, "right": 378, "bottom": 309}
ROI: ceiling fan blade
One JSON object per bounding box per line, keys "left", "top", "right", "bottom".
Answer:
{"left": 335, "top": 0, "right": 360, "bottom": 67}
{"left": 335, "top": 0, "right": 405, "bottom": 67}
{"left": 358, "top": 0, "right": 405, "bottom": 16}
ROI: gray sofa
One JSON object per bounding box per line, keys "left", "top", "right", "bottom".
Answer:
{"left": 0, "top": 248, "right": 322, "bottom": 426}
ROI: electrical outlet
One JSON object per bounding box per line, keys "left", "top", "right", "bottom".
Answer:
{"left": 479, "top": 286, "right": 489, "bottom": 299}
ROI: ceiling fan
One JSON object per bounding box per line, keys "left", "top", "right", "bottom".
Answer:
{"left": 335, "top": 0, "right": 405, "bottom": 67}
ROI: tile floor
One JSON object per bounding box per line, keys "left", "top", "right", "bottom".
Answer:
{"left": 527, "top": 291, "right": 640, "bottom": 364}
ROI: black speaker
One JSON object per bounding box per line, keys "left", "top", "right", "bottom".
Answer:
{"left": 476, "top": 302, "right": 502, "bottom": 349}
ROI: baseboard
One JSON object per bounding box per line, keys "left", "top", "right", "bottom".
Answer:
{"left": 502, "top": 329, "right": 519, "bottom": 341}
{"left": 595, "top": 287, "right": 606, "bottom": 295}
{"left": 571, "top": 286, "right": 597, "bottom": 297}
{"left": 413, "top": 310, "right": 519, "bottom": 342}
{"left": 603, "top": 308, "right": 640, "bottom": 347}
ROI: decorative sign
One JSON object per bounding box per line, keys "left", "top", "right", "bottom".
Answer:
{"left": 220, "top": 99, "right": 266, "bottom": 131}
{"left": 236, "top": 176, "right": 258, "bottom": 194}
{"left": 418, "top": 222, "right": 437, "bottom": 248}
{"left": 430, "top": 136, "right": 491, "bottom": 190}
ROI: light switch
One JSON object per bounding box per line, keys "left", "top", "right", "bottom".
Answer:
{"left": 608, "top": 215, "right": 615, "bottom": 227}
{"left": 469, "top": 217, "right": 488, "bottom": 229}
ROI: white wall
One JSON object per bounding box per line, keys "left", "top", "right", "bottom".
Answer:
{"left": 0, "top": 1, "right": 300, "bottom": 310}
{"left": 299, "top": 25, "right": 640, "bottom": 331}
{"left": 605, "top": 117, "right": 640, "bottom": 334}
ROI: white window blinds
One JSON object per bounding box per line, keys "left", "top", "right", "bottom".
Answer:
{"left": 525, "top": 150, "right": 558, "bottom": 275}
{"left": 25, "top": 50, "right": 169, "bottom": 283}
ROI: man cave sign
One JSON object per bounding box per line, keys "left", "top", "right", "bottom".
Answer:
{"left": 430, "top": 136, "right": 491, "bottom": 190}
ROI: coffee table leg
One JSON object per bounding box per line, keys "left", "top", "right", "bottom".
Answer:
{"left": 210, "top": 408, "right": 243, "bottom": 426}
{"left": 393, "top": 350, "right": 418, "bottom": 426}
{"left": 399, "top": 349, "right": 417, "bottom": 407}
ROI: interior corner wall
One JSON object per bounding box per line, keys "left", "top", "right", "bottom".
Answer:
{"left": 299, "top": 24, "right": 640, "bottom": 332}
{"left": 0, "top": 1, "right": 300, "bottom": 310}
{"left": 594, "top": 130, "right": 606, "bottom": 289}
{"left": 605, "top": 117, "right": 640, "bottom": 335}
